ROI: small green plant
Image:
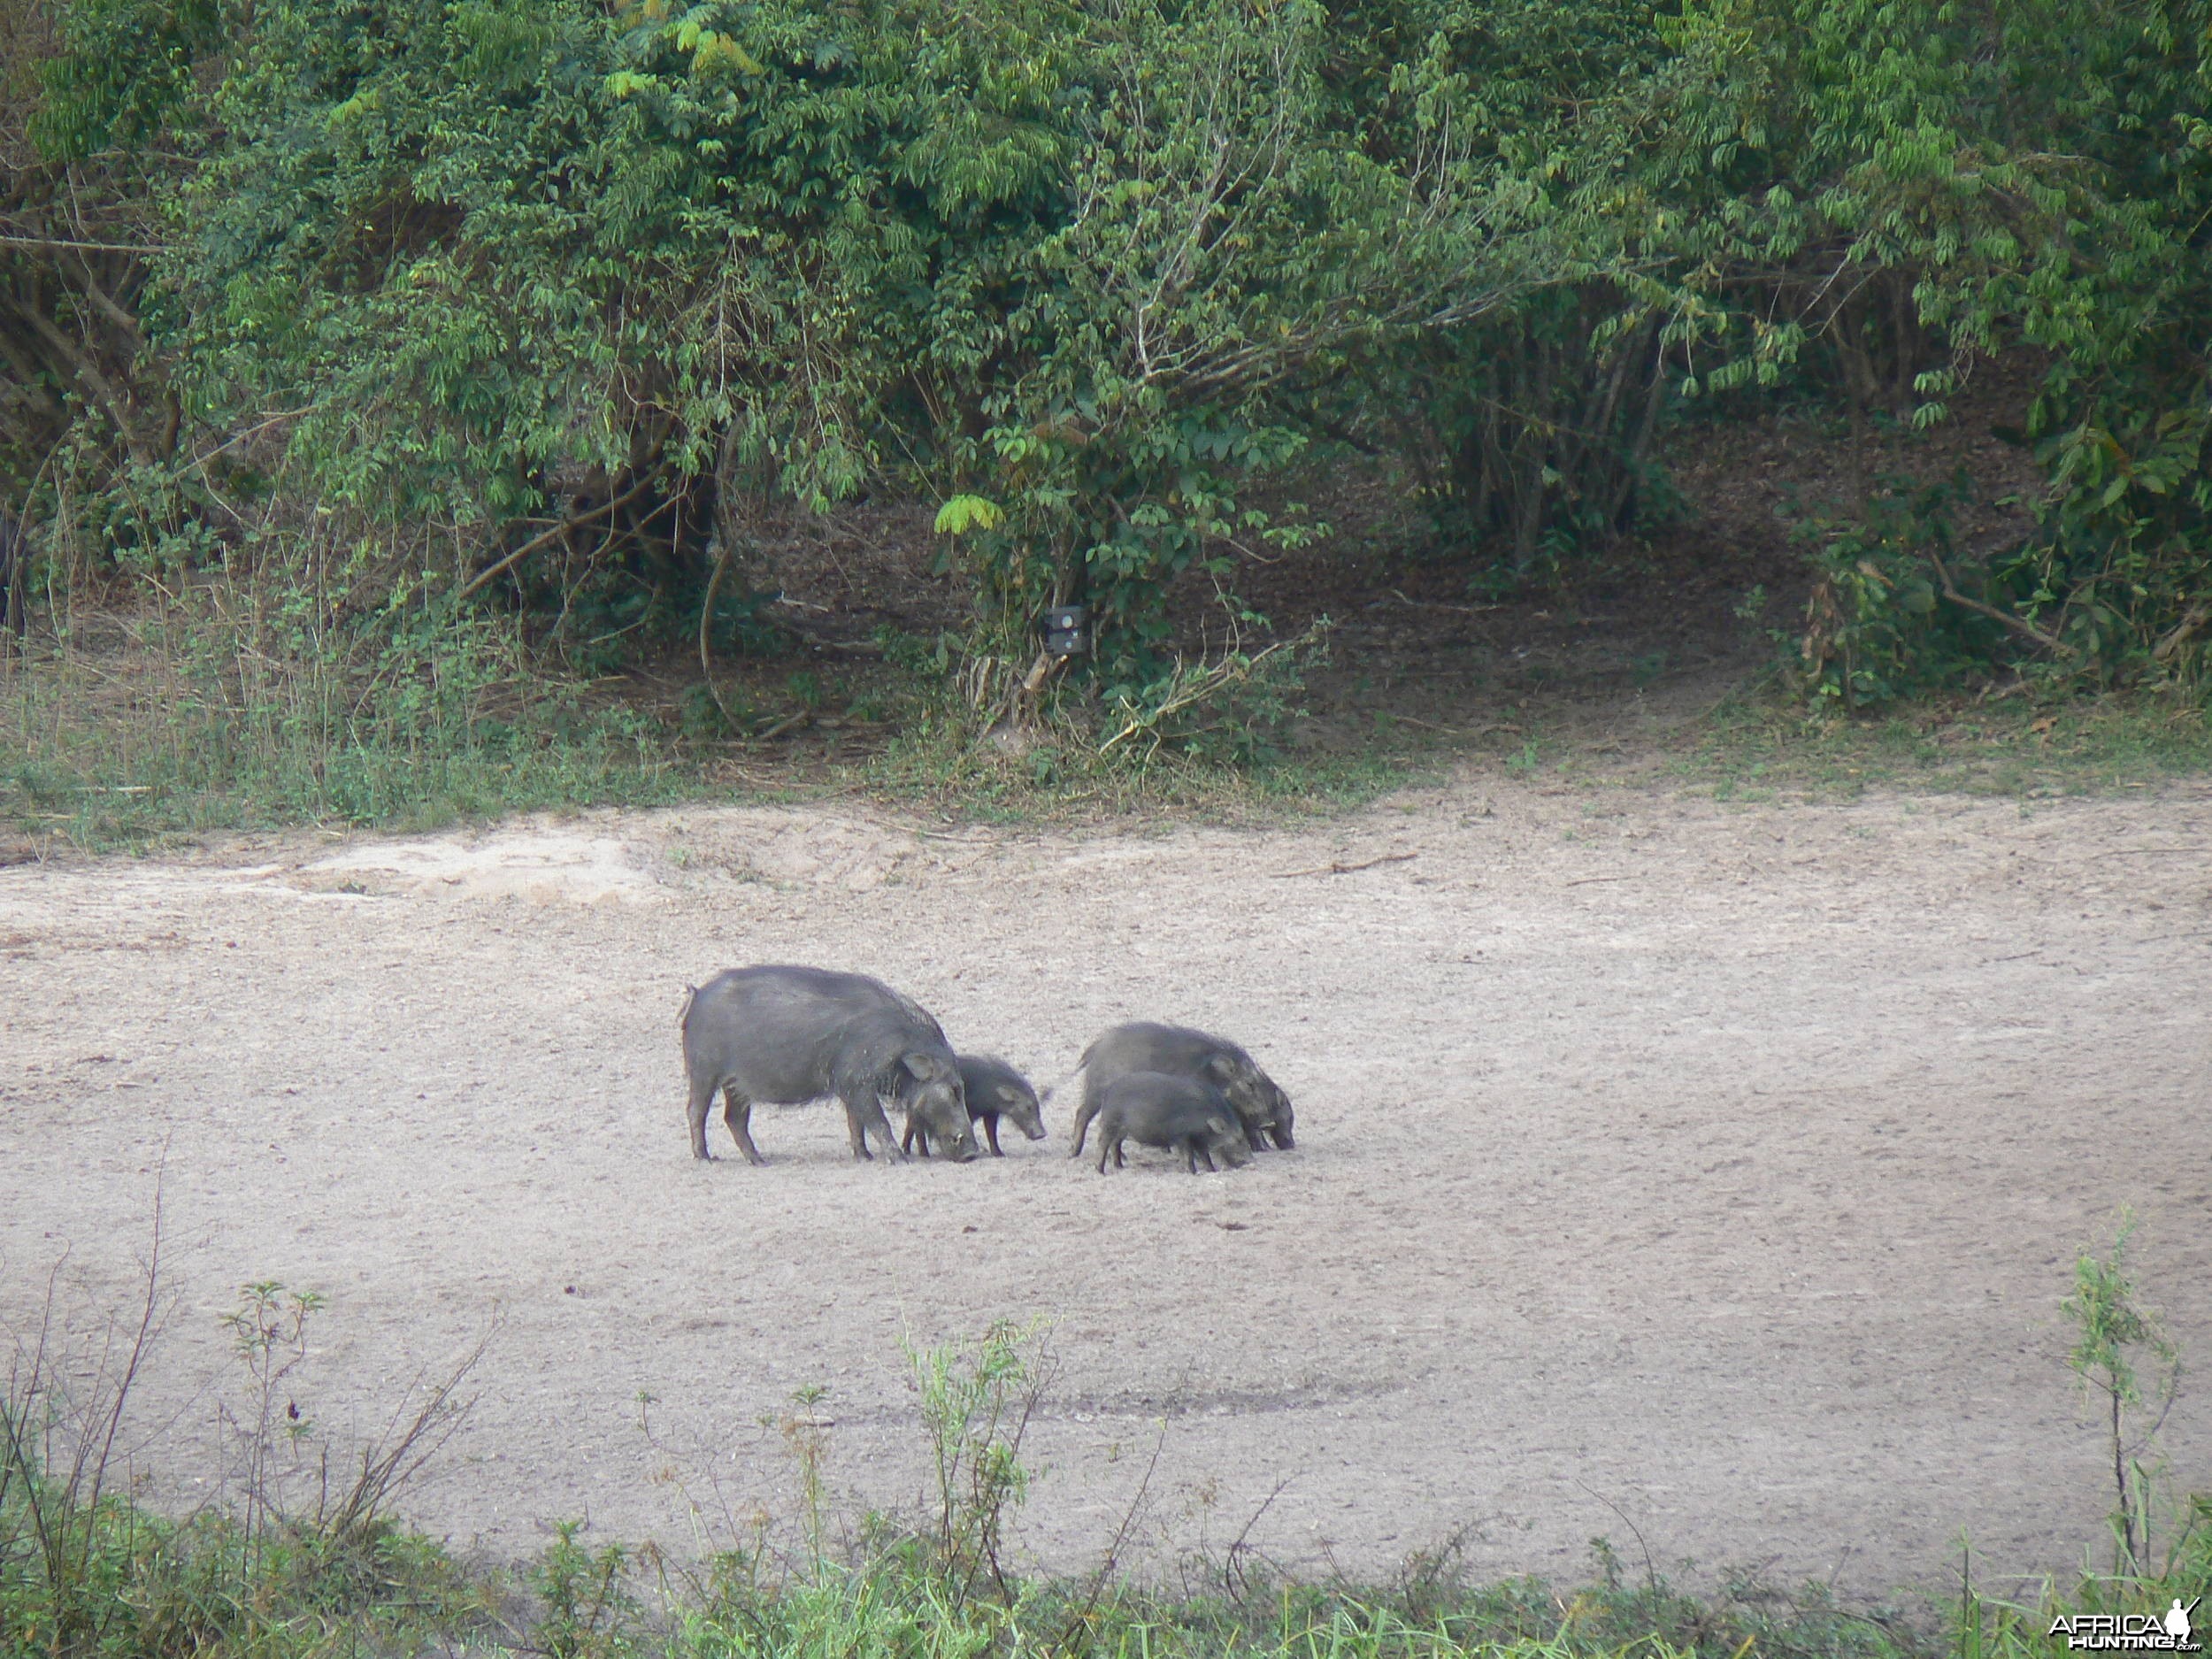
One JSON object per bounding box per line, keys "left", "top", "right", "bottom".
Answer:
{"left": 679, "top": 680, "right": 740, "bottom": 741}
{"left": 218, "top": 1280, "right": 324, "bottom": 1568}
{"left": 2063, "top": 1211, "right": 2183, "bottom": 1574}
{"left": 533, "top": 1520, "right": 637, "bottom": 1659}
{"left": 1790, "top": 476, "right": 1958, "bottom": 710}
{"left": 0, "top": 1222, "right": 169, "bottom": 1659}
{"left": 780, "top": 1382, "right": 833, "bottom": 1571}
{"left": 903, "top": 1319, "right": 1051, "bottom": 1609}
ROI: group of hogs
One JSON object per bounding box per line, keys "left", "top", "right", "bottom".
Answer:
{"left": 680, "top": 964, "right": 1295, "bottom": 1174}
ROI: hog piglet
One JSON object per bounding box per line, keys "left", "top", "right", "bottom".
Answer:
{"left": 904, "top": 1054, "right": 1047, "bottom": 1158}
{"left": 1073, "top": 1021, "right": 1294, "bottom": 1153}
{"left": 1072, "top": 1071, "right": 1252, "bottom": 1175}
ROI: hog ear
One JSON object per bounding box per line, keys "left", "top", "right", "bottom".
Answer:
{"left": 901, "top": 1052, "right": 939, "bottom": 1080}
{"left": 996, "top": 1086, "right": 1022, "bottom": 1105}
{"left": 1202, "top": 1054, "right": 1238, "bottom": 1084}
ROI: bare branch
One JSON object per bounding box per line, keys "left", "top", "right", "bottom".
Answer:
{"left": 457, "top": 473, "right": 657, "bottom": 600}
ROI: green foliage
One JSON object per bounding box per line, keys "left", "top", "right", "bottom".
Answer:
{"left": 1099, "top": 623, "right": 1326, "bottom": 765}
{"left": 1792, "top": 472, "right": 2006, "bottom": 709}
{"left": 1949, "top": 1222, "right": 2208, "bottom": 1659}
{"left": 1333, "top": 0, "right": 1682, "bottom": 569}
{"left": 903, "top": 1319, "right": 1047, "bottom": 1606}
{"left": 933, "top": 495, "right": 1004, "bottom": 535}
{"left": 5, "top": 0, "right": 2212, "bottom": 769}
{"left": 534, "top": 1521, "right": 638, "bottom": 1659}
{"left": 1649, "top": 0, "right": 2212, "bottom": 695}
{"left": 4, "top": 1284, "right": 2208, "bottom": 1659}
{"left": 1952, "top": 1533, "right": 2212, "bottom": 1659}
{"left": 0, "top": 606, "right": 690, "bottom": 845}
{"left": 1672, "top": 685, "right": 2212, "bottom": 802}
{"left": 2012, "top": 366, "right": 2212, "bottom": 680}
{"left": 20, "top": 0, "right": 1559, "bottom": 682}
{"left": 2063, "top": 1213, "right": 2185, "bottom": 1576}
{"left": 0, "top": 1266, "right": 481, "bottom": 1659}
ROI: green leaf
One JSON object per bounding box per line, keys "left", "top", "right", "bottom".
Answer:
{"left": 933, "top": 495, "right": 1004, "bottom": 535}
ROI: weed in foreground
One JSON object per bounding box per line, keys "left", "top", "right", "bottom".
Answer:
{"left": 5, "top": 1175, "right": 2208, "bottom": 1659}
{"left": 2061, "top": 1212, "right": 2189, "bottom": 1578}
{"left": 0, "top": 1203, "right": 489, "bottom": 1659}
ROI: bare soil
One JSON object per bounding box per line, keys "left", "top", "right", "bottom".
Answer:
{"left": 3, "top": 765, "right": 2208, "bottom": 1601}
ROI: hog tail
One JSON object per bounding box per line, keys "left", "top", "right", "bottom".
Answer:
{"left": 676, "top": 983, "right": 698, "bottom": 1030}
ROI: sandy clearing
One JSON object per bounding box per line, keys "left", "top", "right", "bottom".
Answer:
{"left": 2, "top": 772, "right": 2208, "bottom": 1600}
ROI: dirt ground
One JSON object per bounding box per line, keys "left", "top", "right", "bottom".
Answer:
{"left": 3, "top": 765, "right": 2208, "bottom": 1605}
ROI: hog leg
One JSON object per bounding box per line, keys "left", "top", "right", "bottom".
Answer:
{"left": 871, "top": 1098, "right": 910, "bottom": 1161}
{"left": 1068, "top": 1097, "right": 1102, "bottom": 1157}
{"left": 720, "top": 1086, "right": 766, "bottom": 1166}
{"left": 841, "top": 1093, "right": 907, "bottom": 1162}
{"left": 688, "top": 1071, "right": 719, "bottom": 1160}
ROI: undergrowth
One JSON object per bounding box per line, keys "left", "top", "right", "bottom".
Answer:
{"left": 0, "top": 624, "right": 695, "bottom": 848}
{"left": 0, "top": 611, "right": 1428, "bottom": 846}
{"left": 1652, "top": 685, "right": 2212, "bottom": 803}
{"left": 7, "top": 596, "right": 2212, "bottom": 856}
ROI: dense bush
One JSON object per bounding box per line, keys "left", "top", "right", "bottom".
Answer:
{"left": 3, "top": 0, "right": 2209, "bottom": 718}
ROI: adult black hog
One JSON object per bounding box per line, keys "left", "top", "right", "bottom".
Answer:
{"left": 902, "top": 1055, "right": 1046, "bottom": 1158}
{"left": 680, "top": 965, "right": 978, "bottom": 1164}
{"left": 1070, "top": 1022, "right": 1294, "bottom": 1155}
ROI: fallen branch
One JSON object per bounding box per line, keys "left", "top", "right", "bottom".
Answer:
{"left": 768, "top": 601, "right": 886, "bottom": 655}
{"left": 753, "top": 710, "right": 811, "bottom": 741}
{"left": 2153, "top": 603, "right": 2211, "bottom": 663}
{"left": 1926, "top": 549, "right": 2069, "bottom": 655}
{"left": 1269, "top": 851, "right": 1417, "bottom": 879}
{"left": 457, "top": 474, "right": 656, "bottom": 600}
{"left": 1390, "top": 716, "right": 1525, "bottom": 737}
{"left": 1098, "top": 638, "right": 1297, "bottom": 757}
{"left": 1382, "top": 588, "right": 1502, "bottom": 617}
